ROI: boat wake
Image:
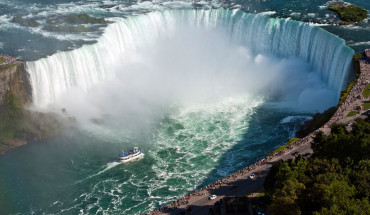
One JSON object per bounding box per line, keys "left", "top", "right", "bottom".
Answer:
{"left": 98, "top": 161, "right": 121, "bottom": 174}
{"left": 74, "top": 161, "right": 121, "bottom": 185}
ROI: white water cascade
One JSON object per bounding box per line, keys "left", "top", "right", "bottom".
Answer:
{"left": 27, "top": 9, "right": 354, "bottom": 107}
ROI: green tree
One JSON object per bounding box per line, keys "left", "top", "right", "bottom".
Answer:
{"left": 269, "top": 179, "right": 305, "bottom": 215}
{"left": 352, "top": 160, "right": 370, "bottom": 198}
{"left": 264, "top": 117, "right": 370, "bottom": 215}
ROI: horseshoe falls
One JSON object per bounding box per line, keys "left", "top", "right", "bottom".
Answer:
{"left": 27, "top": 9, "right": 354, "bottom": 107}
{"left": 1, "top": 9, "right": 355, "bottom": 215}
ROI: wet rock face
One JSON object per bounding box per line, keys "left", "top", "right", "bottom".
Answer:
{"left": 0, "top": 60, "right": 33, "bottom": 154}
{"left": 0, "top": 61, "right": 32, "bottom": 108}
{"left": 0, "top": 59, "right": 74, "bottom": 155}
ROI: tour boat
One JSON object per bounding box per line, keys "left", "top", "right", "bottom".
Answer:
{"left": 117, "top": 147, "right": 144, "bottom": 163}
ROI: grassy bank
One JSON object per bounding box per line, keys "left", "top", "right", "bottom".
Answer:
{"left": 347, "top": 110, "right": 359, "bottom": 117}
{"left": 363, "top": 101, "right": 370, "bottom": 110}
{"left": 0, "top": 63, "right": 16, "bottom": 71}
{"left": 338, "top": 80, "right": 356, "bottom": 105}
{"left": 363, "top": 84, "right": 370, "bottom": 98}
{"left": 267, "top": 138, "right": 301, "bottom": 156}
{"left": 295, "top": 106, "right": 337, "bottom": 138}
{"left": 338, "top": 53, "right": 362, "bottom": 105}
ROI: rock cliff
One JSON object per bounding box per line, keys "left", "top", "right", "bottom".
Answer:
{"left": 0, "top": 59, "right": 69, "bottom": 155}
{"left": 0, "top": 61, "right": 32, "bottom": 108}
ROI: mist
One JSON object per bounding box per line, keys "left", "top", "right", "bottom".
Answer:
{"left": 48, "top": 25, "right": 337, "bottom": 128}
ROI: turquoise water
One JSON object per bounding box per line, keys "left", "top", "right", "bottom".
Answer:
{"left": 0, "top": 99, "right": 309, "bottom": 214}
{"left": 0, "top": 0, "right": 365, "bottom": 214}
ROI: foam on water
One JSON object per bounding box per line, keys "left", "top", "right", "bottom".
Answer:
{"left": 41, "top": 95, "right": 267, "bottom": 214}
{"left": 259, "top": 11, "right": 277, "bottom": 16}
{"left": 30, "top": 27, "right": 100, "bottom": 41}
{"left": 73, "top": 161, "right": 122, "bottom": 186}
{"left": 0, "top": 15, "right": 22, "bottom": 30}
{"left": 290, "top": 12, "right": 301, "bottom": 17}
{"left": 149, "top": 96, "right": 263, "bottom": 186}
{"left": 99, "top": 161, "right": 121, "bottom": 174}
{"left": 349, "top": 41, "right": 370, "bottom": 46}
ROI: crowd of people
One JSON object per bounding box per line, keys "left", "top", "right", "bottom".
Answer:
{"left": 146, "top": 50, "right": 370, "bottom": 215}
{"left": 325, "top": 53, "right": 369, "bottom": 128}
{"left": 0, "top": 54, "right": 16, "bottom": 66}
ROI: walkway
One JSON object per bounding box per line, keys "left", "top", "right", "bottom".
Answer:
{"left": 322, "top": 54, "right": 370, "bottom": 134}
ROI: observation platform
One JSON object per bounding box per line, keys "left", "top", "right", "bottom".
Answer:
{"left": 0, "top": 54, "right": 16, "bottom": 67}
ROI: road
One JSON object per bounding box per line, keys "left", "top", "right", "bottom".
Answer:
{"left": 161, "top": 142, "right": 313, "bottom": 215}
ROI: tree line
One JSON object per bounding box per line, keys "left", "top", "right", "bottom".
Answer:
{"left": 263, "top": 117, "right": 370, "bottom": 214}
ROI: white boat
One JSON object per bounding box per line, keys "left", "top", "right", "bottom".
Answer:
{"left": 117, "top": 147, "right": 144, "bottom": 163}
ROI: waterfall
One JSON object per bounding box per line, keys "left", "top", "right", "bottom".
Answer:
{"left": 27, "top": 9, "right": 354, "bottom": 107}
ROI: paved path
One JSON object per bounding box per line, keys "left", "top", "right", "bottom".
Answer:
{"left": 149, "top": 52, "right": 370, "bottom": 215}
{"left": 157, "top": 142, "right": 313, "bottom": 215}
{"left": 321, "top": 56, "right": 370, "bottom": 134}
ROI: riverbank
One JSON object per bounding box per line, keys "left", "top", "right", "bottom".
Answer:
{"left": 147, "top": 49, "right": 370, "bottom": 215}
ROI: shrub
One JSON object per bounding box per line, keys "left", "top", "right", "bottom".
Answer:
{"left": 363, "top": 101, "right": 370, "bottom": 110}
{"left": 353, "top": 53, "right": 365, "bottom": 61}
{"left": 267, "top": 138, "right": 301, "bottom": 156}
{"left": 329, "top": 5, "right": 368, "bottom": 24}
{"left": 0, "top": 64, "right": 16, "bottom": 71}
{"left": 295, "top": 107, "right": 337, "bottom": 138}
